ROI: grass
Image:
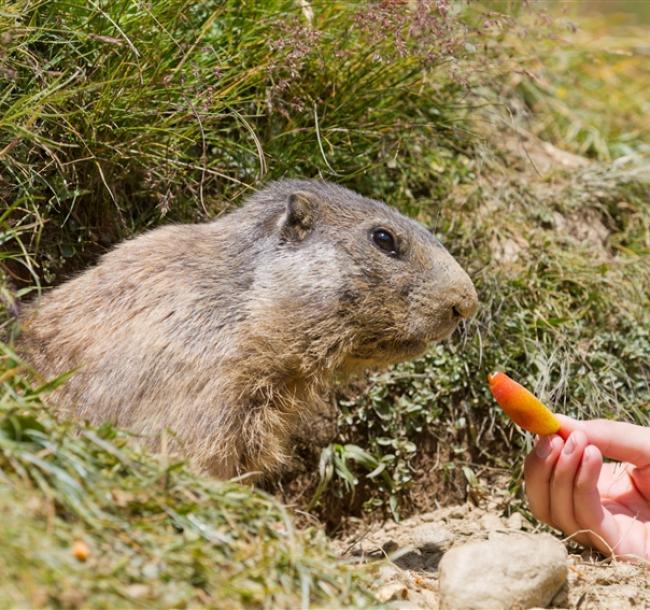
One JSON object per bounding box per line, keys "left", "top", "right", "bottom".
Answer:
{"left": 509, "top": 18, "right": 650, "bottom": 159}
{"left": 1, "top": 0, "right": 649, "bottom": 604}
{"left": 0, "top": 347, "right": 374, "bottom": 608}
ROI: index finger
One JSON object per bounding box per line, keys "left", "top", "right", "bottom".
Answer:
{"left": 556, "top": 415, "right": 650, "bottom": 468}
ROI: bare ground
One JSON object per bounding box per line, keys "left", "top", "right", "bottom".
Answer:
{"left": 333, "top": 481, "right": 649, "bottom": 609}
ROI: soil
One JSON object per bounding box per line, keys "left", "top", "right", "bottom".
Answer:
{"left": 333, "top": 480, "right": 649, "bottom": 609}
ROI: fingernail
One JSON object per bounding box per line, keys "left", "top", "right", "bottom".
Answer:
{"left": 563, "top": 434, "right": 575, "bottom": 455}
{"left": 583, "top": 445, "right": 597, "bottom": 462}
{"left": 535, "top": 437, "right": 552, "bottom": 458}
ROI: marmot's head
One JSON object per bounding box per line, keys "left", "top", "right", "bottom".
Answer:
{"left": 241, "top": 180, "right": 478, "bottom": 374}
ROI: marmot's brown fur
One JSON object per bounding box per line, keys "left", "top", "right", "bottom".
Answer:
{"left": 17, "top": 180, "right": 478, "bottom": 479}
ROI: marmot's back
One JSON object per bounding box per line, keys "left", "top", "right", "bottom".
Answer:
{"left": 17, "top": 179, "right": 478, "bottom": 479}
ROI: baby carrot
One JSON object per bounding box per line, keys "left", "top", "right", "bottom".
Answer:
{"left": 488, "top": 372, "right": 561, "bottom": 435}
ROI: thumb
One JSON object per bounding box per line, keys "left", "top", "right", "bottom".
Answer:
{"left": 556, "top": 414, "right": 650, "bottom": 468}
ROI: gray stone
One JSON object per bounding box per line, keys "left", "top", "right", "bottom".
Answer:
{"left": 391, "top": 548, "right": 425, "bottom": 571}
{"left": 382, "top": 539, "right": 399, "bottom": 554}
{"left": 438, "top": 533, "right": 567, "bottom": 610}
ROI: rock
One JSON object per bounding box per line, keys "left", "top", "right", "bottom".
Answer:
{"left": 593, "top": 564, "right": 640, "bottom": 585}
{"left": 438, "top": 533, "right": 567, "bottom": 610}
{"left": 418, "top": 511, "right": 440, "bottom": 523}
{"left": 405, "top": 588, "right": 438, "bottom": 609}
{"left": 382, "top": 539, "right": 399, "bottom": 554}
{"left": 389, "top": 602, "right": 428, "bottom": 610}
{"left": 447, "top": 505, "right": 470, "bottom": 519}
{"left": 383, "top": 520, "right": 400, "bottom": 533}
{"left": 407, "top": 523, "right": 454, "bottom": 554}
{"left": 414, "top": 587, "right": 438, "bottom": 608}
{"left": 392, "top": 548, "right": 425, "bottom": 571}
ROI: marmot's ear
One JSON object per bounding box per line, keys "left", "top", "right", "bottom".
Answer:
{"left": 280, "top": 191, "right": 317, "bottom": 242}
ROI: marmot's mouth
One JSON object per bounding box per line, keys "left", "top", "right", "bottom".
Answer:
{"left": 385, "top": 338, "right": 429, "bottom": 355}
{"left": 431, "top": 320, "right": 461, "bottom": 342}
{"left": 350, "top": 322, "right": 459, "bottom": 364}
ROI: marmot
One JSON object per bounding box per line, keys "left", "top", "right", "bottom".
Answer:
{"left": 17, "top": 180, "right": 478, "bottom": 479}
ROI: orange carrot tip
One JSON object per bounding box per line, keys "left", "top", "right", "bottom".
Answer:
{"left": 487, "top": 372, "right": 561, "bottom": 436}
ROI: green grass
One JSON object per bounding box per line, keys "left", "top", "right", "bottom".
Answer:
{"left": 1, "top": 0, "right": 650, "bottom": 604}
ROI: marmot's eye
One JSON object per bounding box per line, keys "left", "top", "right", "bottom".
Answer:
{"left": 370, "top": 228, "right": 397, "bottom": 256}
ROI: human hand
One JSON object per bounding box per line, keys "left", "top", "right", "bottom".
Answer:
{"left": 524, "top": 414, "right": 650, "bottom": 563}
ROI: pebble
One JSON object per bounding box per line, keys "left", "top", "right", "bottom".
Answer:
{"left": 402, "top": 588, "right": 437, "bottom": 609}
{"left": 448, "top": 506, "right": 470, "bottom": 519}
{"left": 416, "top": 587, "right": 438, "bottom": 608}
{"left": 418, "top": 511, "right": 439, "bottom": 523}
{"left": 438, "top": 533, "right": 567, "bottom": 610}
{"left": 377, "top": 563, "right": 402, "bottom": 582}
{"left": 382, "top": 539, "right": 399, "bottom": 554}
{"left": 407, "top": 523, "right": 454, "bottom": 554}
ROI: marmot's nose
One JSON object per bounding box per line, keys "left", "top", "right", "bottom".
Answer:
{"left": 450, "top": 287, "right": 479, "bottom": 321}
